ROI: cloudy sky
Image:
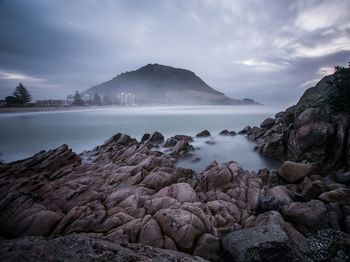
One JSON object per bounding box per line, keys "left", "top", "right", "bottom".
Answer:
{"left": 0, "top": 0, "right": 349, "bottom": 105}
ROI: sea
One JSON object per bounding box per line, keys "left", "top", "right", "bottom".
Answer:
{"left": 0, "top": 105, "right": 284, "bottom": 172}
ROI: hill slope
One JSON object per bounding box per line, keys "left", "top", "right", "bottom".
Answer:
{"left": 84, "top": 64, "right": 259, "bottom": 105}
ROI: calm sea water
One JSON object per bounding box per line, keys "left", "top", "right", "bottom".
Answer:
{"left": 0, "top": 105, "right": 283, "bottom": 171}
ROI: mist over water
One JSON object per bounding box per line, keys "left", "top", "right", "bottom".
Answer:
{"left": 0, "top": 105, "right": 283, "bottom": 171}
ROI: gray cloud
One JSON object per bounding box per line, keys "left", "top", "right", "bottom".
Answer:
{"left": 0, "top": 0, "right": 349, "bottom": 105}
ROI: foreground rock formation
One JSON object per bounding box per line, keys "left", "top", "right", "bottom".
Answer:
{"left": 1, "top": 129, "right": 349, "bottom": 261}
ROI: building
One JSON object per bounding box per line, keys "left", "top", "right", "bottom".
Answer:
{"left": 36, "top": 100, "right": 67, "bottom": 107}
{"left": 81, "top": 94, "right": 91, "bottom": 102}
{"left": 117, "top": 92, "right": 135, "bottom": 106}
{"left": 66, "top": 94, "right": 74, "bottom": 105}
{"left": 0, "top": 100, "right": 6, "bottom": 107}
{"left": 127, "top": 93, "right": 135, "bottom": 105}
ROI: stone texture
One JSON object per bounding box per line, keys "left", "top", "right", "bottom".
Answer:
{"left": 222, "top": 224, "right": 292, "bottom": 262}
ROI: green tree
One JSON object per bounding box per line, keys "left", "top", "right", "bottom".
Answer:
{"left": 12, "top": 82, "right": 32, "bottom": 104}
{"left": 93, "top": 93, "right": 102, "bottom": 106}
{"left": 326, "top": 64, "right": 350, "bottom": 114}
{"left": 73, "top": 91, "right": 85, "bottom": 106}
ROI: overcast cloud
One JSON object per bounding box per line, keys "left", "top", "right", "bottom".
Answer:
{"left": 0, "top": 0, "right": 349, "bottom": 105}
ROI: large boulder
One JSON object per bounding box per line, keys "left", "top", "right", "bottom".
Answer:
{"left": 279, "top": 161, "right": 314, "bottom": 183}
{"left": 319, "top": 188, "right": 350, "bottom": 205}
{"left": 154, "top": 208, "right": 206, "bottom": 251}
{"left": 193, "top": 233, "right": 221, "bottom": 261}
{"left": 281, "top": 200, "right": 329, "bottom": 233}
{"left": 221, "top": 224, "right": 292, "bottom": 262}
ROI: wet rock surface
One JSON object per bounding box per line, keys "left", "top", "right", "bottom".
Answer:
{"left": 0, "top": 130, "right": 349, "bottom": 261}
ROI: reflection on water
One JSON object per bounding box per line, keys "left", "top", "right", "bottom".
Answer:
{"left": 0, "top": 105, "right": 283, "bottom": 170}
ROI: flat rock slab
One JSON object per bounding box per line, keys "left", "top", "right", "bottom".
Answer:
{"left": 221, "top": 224, "right": 292, "bottom": 262}
{"left": 0, "top": 234, "right": 207, "bottom": 262}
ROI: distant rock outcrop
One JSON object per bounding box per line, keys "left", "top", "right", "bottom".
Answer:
{"left": 84, "top": 64, "right": 260, "bottom": 105}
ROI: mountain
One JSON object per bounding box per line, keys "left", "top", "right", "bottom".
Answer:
{"left": 84, "top": 64, "right": 259, "bottom": 105}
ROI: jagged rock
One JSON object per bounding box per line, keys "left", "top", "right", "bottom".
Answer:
{"left": 282, "top": 200, "right": 329, "bottom": 234}
{"left": 222, "top": 224, "right": 292, "bottom": 262}
{"left": 219, "top": 129, "right": 236, "bottom": 136}
{"left": 196, "top": 130, "right": 211, "bottom": 137}
{"left": 238, "top": 125, "right": 251, "bottom": 134}
{"left": 319, "top": 188, "right": 350, "bottom": 205}
{"left": 279, "top": 161, "right": 314, "bottom": 183}
{"left": 260, "top": 117, "right": 275, "bottom": 129}
{"left": 170, "top": 141, "right": 194, "bottom": 158}
{"left": 148, "top": 131, "right": 165, "bottom": 144}
{"left": 164, "top": 135, "right": 193, "bottom": 147}
{"left": 140, "top": 133, "right": 150, "bottom": 143}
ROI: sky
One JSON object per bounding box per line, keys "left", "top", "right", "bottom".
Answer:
{"left": 0, "top": 0, "right": 349, "bottom": 106}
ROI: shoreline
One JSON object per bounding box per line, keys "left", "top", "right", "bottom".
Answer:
{"left": 0, "top": 104, "right": 267, "bottom": 114}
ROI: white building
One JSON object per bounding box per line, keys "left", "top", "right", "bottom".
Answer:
{"left": 117, "top": 92, "right": 135, "bottom": 106}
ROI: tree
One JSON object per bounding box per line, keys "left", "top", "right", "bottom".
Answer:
{"left": 12, "top": 83, "right": 32, "bottom": 104}
{"left": 73, "top": 91, "right": 85, "bottom": 106}
{"left": 93, "top": 93, "right": 102, "bottom": 106}
{"left": 326, "top": 64, "right": 350, "bottom": 114}
{"left": 103, "top": 94, "right": 112, "bottom": 105}
{"left": 5, "top": 96, "right": 20, "bottom": 106}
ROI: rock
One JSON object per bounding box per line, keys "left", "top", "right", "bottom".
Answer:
{"left": 238, "top": 125, "right": 251, "bottom": 134}
{"left": 164, "top": 135, "right": 193, "bottom": 147}
{"left": 301, "top": 179, "right": 326, "bottom": 199}
{"left": 335, "top": 171, "right": 350, "bottom": 186}
{"left": 219, "top": 129, "right": 236, "bottom": 136}
{"left": 205, "top": 140, "right": 215, "bottom": 145}
{"left": 156, "top": 183, "right": 197, "bottom": 203}
{"left": 221, "top": 224, "right": 292, "bottom": 262}
{"left": 196, "top": 162, "right": 232, "bottom": 191}
{"left": 196, "top": 130, "right": 211, "bottom": 137}
{"left": 141, "top": 171, "right": 177, "bottom": 191}
{"left": 284, "top": 222, "right": 310, "bottom": 253}
{"left": 148, "top": 131, "right": 165, "bottom": 144}
{"left": 344, "top": 215, "right": 350, "bottom": 233}
{"left": 154, "top": 208, "right": 206, "bottom": 251}
{"left": 260, "top": 117, "right": 275, "bottom": 129}
{"left": 170, "top": 141, "right": 194, "bottom": 158}
{"left": 279, "top": 161, "right": 314, "bottom": 183}
{"left": 0, "top": 234, "right": 206, "bottom": 262}
{"left": 282, "top": 200, "right": 329, "bottom": 233}
{"left": 138, "top": 218, "right": 164, "bottom": 248}
{"left": 268, "top": 185, "right": 293, "bottom": 204}
{"left": 193, "top": 233, "right": 221, "bottom": 261}
{"left": 140, "top": 133, "right": 150, "bottom": 143}
{"left": 319, "top": 188, "right": 350, "bottom": 205}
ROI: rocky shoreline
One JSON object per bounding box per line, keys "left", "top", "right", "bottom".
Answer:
{"left": 1, "top": 71, "right": 350, "bottom": 261}
{"left": 0, "top": 128, "right": 349, "bottom": 261}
